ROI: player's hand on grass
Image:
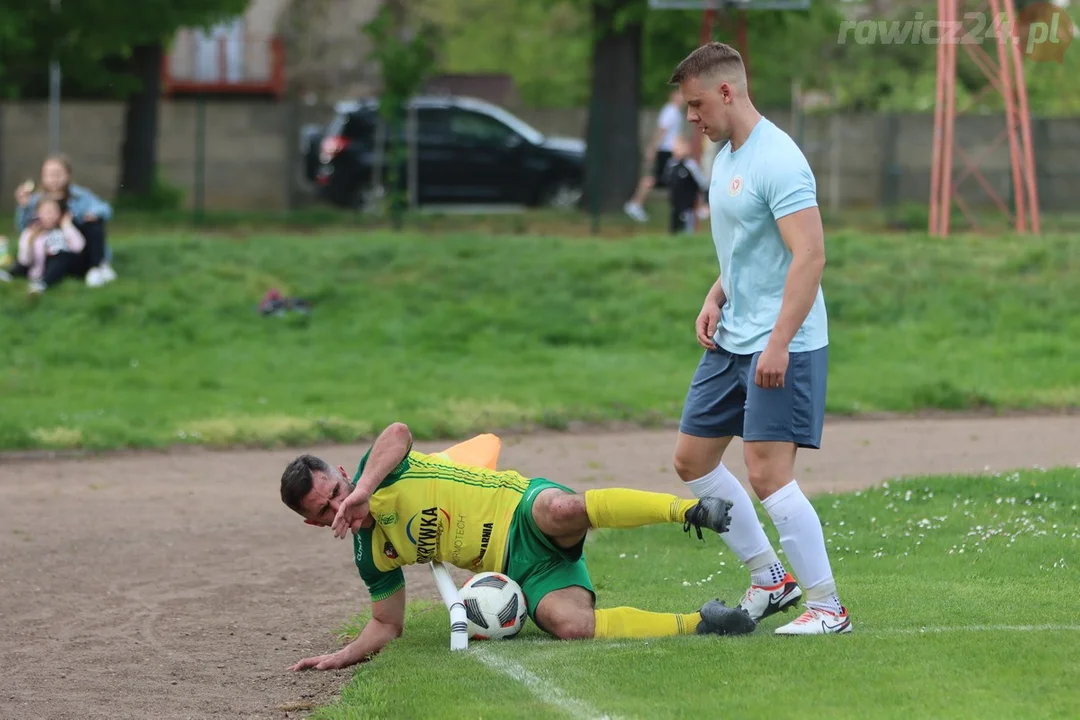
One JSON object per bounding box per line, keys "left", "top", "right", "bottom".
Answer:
{"left": 755, "top": 342, "right": 789, "bottom": 389}
{"left": 696, "top": 302, "right": 720, "bottom": 350}
{"left": 288, "top": 652, "right": 351, "bottom": 672}
{"left": 331, "top": 487, "right": 371, "bottom": 539}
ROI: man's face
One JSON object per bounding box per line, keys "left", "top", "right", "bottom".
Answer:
{"left": 298, "top": 467, "right": 352, "bottom": 527}
{"left": 680, "top": 75, "right": 732, "bottom": 144}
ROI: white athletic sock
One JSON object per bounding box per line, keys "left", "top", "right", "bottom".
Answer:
{"left": 684, "top": 463, "right": 780, "bottom": 579}
{"left": 761, "top": 480, "right": 842, "bottom": 614}
{"left": 753, "top": 560, "right": 787, "bottom": 588}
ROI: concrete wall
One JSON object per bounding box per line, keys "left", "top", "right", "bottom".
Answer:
{"left": 2, "top": 99, "right": 1078, "bottom": 213}
{"left": 0, "top": 100, "right": 290, "bottom": 212}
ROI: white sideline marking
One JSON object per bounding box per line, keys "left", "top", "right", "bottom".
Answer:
{"left": 504, "top": 624, "right": 1080, "bottom": 658}
{"left": 469, "top": 624, "right": 1079, "bottom": 716}
{"left": 472, "top": 647, "right": 620, "bottom": 720}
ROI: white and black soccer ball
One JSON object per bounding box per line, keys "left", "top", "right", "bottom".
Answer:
{"left": 460, "top": 572, "right": 528, "bottom": 640}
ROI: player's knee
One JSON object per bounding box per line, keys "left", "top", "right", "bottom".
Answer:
{"left": 547, "top": 610, "right": 595, "bottom": 640}
{"left": 672, "top": 450, "right": 703, "bottom": 481}
{"left": 673, "top": 440, "right": 725, "bottom": 482}
{"left": 534, "top": 490, "right": 587, "bottom": 535}
{"left": 744, "top": 445, "right": 792, "bottom": 498}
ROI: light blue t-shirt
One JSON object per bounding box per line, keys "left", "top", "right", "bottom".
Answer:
{"left": 707, "top": 117, "right": 828, "bottom": 355}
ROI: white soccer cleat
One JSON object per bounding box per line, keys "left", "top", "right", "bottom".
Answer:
{"left": 98, "top": 264, "right": 118, "bottom": 283}
{"left": 774, "top": 606, "right": 852, "bottom": 635}
{"left": 735, "top": 572, "right": 803, "bottom": 622}
{"left": 85, "top": 267, "right": 105, "bottom": 287}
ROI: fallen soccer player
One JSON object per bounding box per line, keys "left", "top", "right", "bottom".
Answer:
{"left": 279, "top": 422, "right": 757, "bottom": 671}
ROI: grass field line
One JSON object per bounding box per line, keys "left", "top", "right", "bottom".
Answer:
{"left": 487, "top": 623, "right": 1080, "bottom": 658}
{"left": 865, "top": 624, "right": 1080, "bottom": 636}
{"left": 471, "top": 645, "right": 623, "bottom": 720}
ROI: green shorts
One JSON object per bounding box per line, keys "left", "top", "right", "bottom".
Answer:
{"left": 504, "top": 478, "right": 595, "bottom": 622}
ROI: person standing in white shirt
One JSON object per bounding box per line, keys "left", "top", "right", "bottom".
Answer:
{"left": 624, "top": 89, "right": 685, "bottom": 223}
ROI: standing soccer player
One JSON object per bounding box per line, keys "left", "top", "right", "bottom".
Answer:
{"left": 624, "top": 88, "right": 685, "bottom": 223}
{"left": 667, "top": 42, "right": 851, "bottom": 635}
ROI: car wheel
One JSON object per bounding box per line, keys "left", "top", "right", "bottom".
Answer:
{"left": 540, "top": 180, "right": 583, "bottom": 210}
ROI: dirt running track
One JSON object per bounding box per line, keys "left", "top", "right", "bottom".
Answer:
{"left": 1, "top": 415, "right": 1078, "bottom": 720}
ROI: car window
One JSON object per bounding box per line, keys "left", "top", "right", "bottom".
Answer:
{"left": 449, "top": 110, "right": 516, "bottom": 145}
{"left": 417, "top": 109, "right": 449, "bottom": 142}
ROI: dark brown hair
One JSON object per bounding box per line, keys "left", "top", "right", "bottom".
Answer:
{"left": 668, "top": 42, "right": 746, "bottom": 85}
{"left": 280, "top": 454, "right": 332, "bottom": 514}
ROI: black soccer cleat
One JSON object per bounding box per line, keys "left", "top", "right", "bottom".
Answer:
{"left": 696, "top": 599, "right": 757, "bottom": 637}
{"left": 683, "top": 497, "right": 734, "bottom": 539}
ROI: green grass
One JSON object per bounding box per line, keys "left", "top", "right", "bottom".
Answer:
{"left": 312, "top": 468, "right": 1080, "bottom": 720}
{"left": 1, "top": 228, "right": 1078, "bottom": 451}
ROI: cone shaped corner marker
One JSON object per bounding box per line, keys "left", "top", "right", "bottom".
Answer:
{"left": 438, "top": 434, "right": 502, "bottom": 470}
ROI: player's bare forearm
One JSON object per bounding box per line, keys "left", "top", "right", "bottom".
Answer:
{"left": 343, "top": 613, "right": 403, "bottom": 664}
{"left": 705, "top": 274, "right": 726, "bottom": 308}
{"left": 290, "top": 617, "right": 400, "bottom": 671}
{"left": 770, "top": 208, "right": 826, "bottom": 348}
{"left": 355, "top": 422, "right": 413, "bottom": 495}
{"left": 290, "top": 589, "right": 406, "bottom": 671}
{"left": 349, "top": 587, "right": 407, "bottom": 663}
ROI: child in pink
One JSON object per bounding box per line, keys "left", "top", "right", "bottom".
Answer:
{"left": 6, "top": 196, "right": 86, "bottom": 294}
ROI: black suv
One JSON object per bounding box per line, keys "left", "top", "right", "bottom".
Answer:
{"left": 308, "top": 95, "right": 585, "bottom": 210}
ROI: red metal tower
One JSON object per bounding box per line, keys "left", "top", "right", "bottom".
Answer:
{"left": 929, "top": 0, "right": 1042, "bottom": 236}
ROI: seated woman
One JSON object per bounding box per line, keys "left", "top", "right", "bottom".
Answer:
{"left": 5, "top": 195, "right": 86, "bottom": 295}
{"left": 13, "top": 153, "right": 117, "bottom": 287}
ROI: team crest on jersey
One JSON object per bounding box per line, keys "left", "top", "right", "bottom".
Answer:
{"left": 729, "top": 175, "right": 744, "bottom": 197}
{"left": 375, "top": 512, "right": 397, "bottom": 526}
{"left": 383, "top": 541, "right": 398, "bottom": 559}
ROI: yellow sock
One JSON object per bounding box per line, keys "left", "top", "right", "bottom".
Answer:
{"left": 584, "top": 488, "right": 698, "bottom": 529}
{"left": 594, "top": 607, "right": 702, "bottom": 638}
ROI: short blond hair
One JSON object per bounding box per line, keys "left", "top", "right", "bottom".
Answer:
{"left": 668, "top": 42, "right": 746, "bottom": 85}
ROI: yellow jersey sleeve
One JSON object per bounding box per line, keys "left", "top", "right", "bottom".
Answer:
{"left": 352, "top": 524, "right": 405, "bottom": 602}
{"left": 350, "top": 446, "right": 531, "bottom": 580}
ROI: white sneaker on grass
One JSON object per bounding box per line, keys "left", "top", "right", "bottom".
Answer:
{"left": 623, "top": 202, "right": 648, "bottom": 223}
{"left": 774, "top": 606, "right": 852, "bottom": 635}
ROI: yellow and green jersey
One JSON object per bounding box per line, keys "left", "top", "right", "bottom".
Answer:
{"left": 351, "top": 446, "right": 532, "bottom": 601}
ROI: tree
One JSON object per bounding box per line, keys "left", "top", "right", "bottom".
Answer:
{"left": 587, "top": 0, "right": 645, "bottom": 214}
{"left": 0, "top": 0, "right": 248, "bottom": 202}
{"left": 0, "top": 8, "right": 32, "bottom": 98}
{"left": 362, "top": 0, "right": 442, "bottom": 228}
{"left": 420, "top": 0, "right": 591, "bottom": 108}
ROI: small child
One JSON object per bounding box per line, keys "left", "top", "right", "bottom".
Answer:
{"left": 663, "top": 135, "right": 709, "bottom": 235}
{"left": 4, "top": 195, "right": 86, "bottom": 294}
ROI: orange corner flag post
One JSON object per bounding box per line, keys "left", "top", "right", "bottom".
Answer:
{"left": 435, "top": 433, "right": 502, "bottom": 471}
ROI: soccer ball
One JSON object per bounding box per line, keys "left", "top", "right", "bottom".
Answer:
{"left": 460, "top": 572, "right": 528, "bottom": 640}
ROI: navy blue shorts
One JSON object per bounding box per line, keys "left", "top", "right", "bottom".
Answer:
{"left": 678, "top": 346, "right": 828, "bottom": 449}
